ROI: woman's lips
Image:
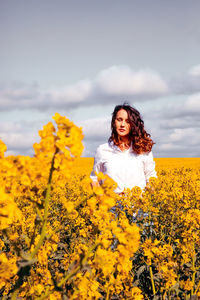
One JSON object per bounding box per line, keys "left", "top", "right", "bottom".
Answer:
{"left": 119, "top": 129, "right": 125, "bottom": 132}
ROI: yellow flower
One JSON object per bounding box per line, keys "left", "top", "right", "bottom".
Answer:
{"left": 0, "top": 139, "right": 7, "bottom": 158}
{"left": 131, "top": 287, "right": 144, "bottom": 299}
{"left": 180, "top": 279, "right": 193, "bottom": 291}
{"left": 66, "top": 201, "right": 74, "bottom": 213}
{"left": 0, "top": 187, "right": 22, "bottom": 230}
{"left": 0, "top": 253, "right": 18, "bottom": 289}
{"left": 49, "top": 292, "right": 62, "bottom": 300}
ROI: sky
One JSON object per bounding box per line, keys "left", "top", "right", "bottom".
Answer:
{"left": 0, "top": 0, "right": 200, "bottom": 158}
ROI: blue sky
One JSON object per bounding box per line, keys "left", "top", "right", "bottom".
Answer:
{"left": 0, "top": 0, "right": 200, "bottom": 157}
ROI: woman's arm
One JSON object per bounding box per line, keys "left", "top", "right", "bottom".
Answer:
{"left": 143, "top": 151, "right": 157, "bottom": 184}
{"left": 90, "top": 146, "right": 104, "bottom": 187}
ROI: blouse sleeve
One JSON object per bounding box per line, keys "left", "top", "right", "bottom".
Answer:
{"left": 90, "top": 146, "right": 104, "bottom": 182}
{"left": 143, "top": 151, "right": 157, "bottom": 183}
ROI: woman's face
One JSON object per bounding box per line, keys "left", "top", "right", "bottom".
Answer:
{"left": 115, "top": 109, "right": 131, "bottom": 139}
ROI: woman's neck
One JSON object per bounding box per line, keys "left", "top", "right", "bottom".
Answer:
{"left": 118, "top": 137, "right": 131, "bottom": 151}
{"left": 119, "top": 136, "right": 130, "bottom": 144}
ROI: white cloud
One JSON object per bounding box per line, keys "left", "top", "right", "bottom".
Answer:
{"left": 47, "top": 80, "right": 92, "bottom": 104}
{"left": 189, "top": 64, "right": 200, "bottom": 76}
{"left": 0, "top": 120, "right": 41, "bottom": 156}
{"left": 184, "top": 92, "right": 200, "bottom": 111}
{"left": 169, "top": 65, "right": 200, "bottom": 95}
{"left": 95, "top": 65, "right": 168, "bottom": 96}
{"left": 1, "top": 65, "right": 200, "bottom": 158}
{"left": 1, "top": 97, "right": 200, "bottom": 158}
{"left": 80, "top": 116, "right": 110, "bottom": 141}
{"left": 0, "top": 65, "right": 169, "bottom": 111}
{"left": 2, "top": 65, "right": 200, "bottom": 113}
{"left": 159, "top": 143, "right": 174, "bottom": 151}
{"left": 158, "top": 126, "right": 200, "bottom": 157}
{"left": 145, "top": 96, "right": 200, "bottom": 157}
{"left": 1, "top": 132, "right": 34, "bottom": 149}
{"left": 168, "top": 128, "right": 199, "bottom": 144}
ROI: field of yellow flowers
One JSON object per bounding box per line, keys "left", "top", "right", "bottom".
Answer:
{"left": 0, "top": 114, "right": 200, "bottom": 300}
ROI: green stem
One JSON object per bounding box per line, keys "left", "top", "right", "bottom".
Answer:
{"left": 147, "top": 211, "right": 151, "bottom": 238}
{"left": 149, "top": 264, "right": 156, "bottom": 298}
{"left": 35, "top": 242, "right": 100, "bottom": 300}
{"left": 191, "top": 243, "right": 196, "bottom": 295}
{"left": 30, "top": 152, "right": 56, "bottom": 259}
{"left": 10, "top": 151, "right": 57, "bottom": 299}
{"left": 11, "top": 290, "right": 18, "bottom": 300}
{"left": 194, "top": 280, "right": 200, "bottom": 294}
{"left": 106, "top": 286, "right": 110, "bottom": 300}
{"left": 57, "top": 242, "right": 99, "bottom": 287}
{"left": 168, "top": 213, "right": 175, "bottom": 245}
{"left": 30, "top": 182, "right": 51, "bottom": 259}
{"left": 36, "top": 206, "right": 44, "bottom": 221}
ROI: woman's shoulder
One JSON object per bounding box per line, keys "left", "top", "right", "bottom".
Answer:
{"left": 96, "top": 142, "right": 112, "bottom": 152}
{"left": 95, "top": 142, "right": 115, "bottom": 157}
{"left": 137, "top": 150, "right": 154, "bottom": 161}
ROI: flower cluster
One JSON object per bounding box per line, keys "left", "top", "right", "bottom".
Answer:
{"left": 0, "top": 115, "right": 200, "bottom": 299}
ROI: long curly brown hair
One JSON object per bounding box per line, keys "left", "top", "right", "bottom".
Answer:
{"left": 108, "top": 103, "right": 155, "bottom": 154}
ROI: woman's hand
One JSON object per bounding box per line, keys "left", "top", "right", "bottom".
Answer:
{"left": 90, "top": 180, "right": 100, "bottom": 188}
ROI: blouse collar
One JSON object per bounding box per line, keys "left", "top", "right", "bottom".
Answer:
{"left": 109, "top": 140, "right": 133, "bottom": 153}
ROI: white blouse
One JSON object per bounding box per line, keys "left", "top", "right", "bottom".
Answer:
{"left": 90, "top": 142, "right": 157, "bottom": 194}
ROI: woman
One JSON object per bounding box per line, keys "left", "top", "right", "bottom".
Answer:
{"left": 90, "top": 103, "right": 157, "bottom": 193}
